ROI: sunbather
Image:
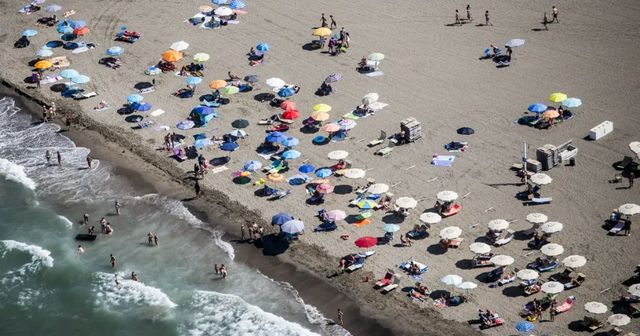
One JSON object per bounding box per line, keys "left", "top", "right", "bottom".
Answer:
{"left": 400, "top": 234, "right": 412, "bottom": 247}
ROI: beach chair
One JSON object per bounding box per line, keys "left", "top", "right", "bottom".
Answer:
{"left": 72, "top": 91, "right": 97, "bottom": 100}
{"left": 527, "top": 197, "right": 552, "bottom": 205}
{"left": 523, "top": 283, "right": 541, "bottom": 296}
{"left": 549, "top": 268, "right": 573, "bottom": 283}
{"left": 381, "top": 275, "right": 402, "bottom": 294}
{"left": 375, "top": 146, "right": 394, "bottom": 157}
{"left": 606, "top": 327, "right": 623, "bottom": 336}
{"left": 473, "top": 256, "right": 495, "bottom": 268}
{"left": 345, "top": 251, "right": 375, "bottom": 272}
{"left": 375, "top": 270, "right": 395, "bottom": 288}
{"left": 494, "top": 229, "right": 515, "bottom": 246}
{"left": 441, "top": 202, "right": 462, "bottom": 217}
{"left": 368, "top": 130, "right": 387, "bottom": 147}
{"left": 609, "top": 221, "right": 625, "bottom": 235}
{"left": 564, "top": 273, "right": 586, "bottom": 289}
{"left": 553, "top": 296, "right": 576, "bottom": 314}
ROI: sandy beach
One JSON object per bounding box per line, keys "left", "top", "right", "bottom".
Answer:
{"left": 2, "top": 0, "right": 640, "bottom": 335}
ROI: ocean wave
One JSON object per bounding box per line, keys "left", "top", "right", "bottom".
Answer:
{"left": 93, "top": 271, "right": 178, "bottom": 311}
{"left": 182, "top": 290, "right": 321, "bottom": 336}
{"left": 0, "top": 240, "right": 54, "bottom": 285}
{"left": 0, "top": 158, "right": 37, "bottom": 190}
{"left": 57, "top": 215, "right": 73, "bottom": 228}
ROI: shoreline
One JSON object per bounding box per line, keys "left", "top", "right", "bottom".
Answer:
{"left": 1, "top": 80, "right": 475, "bottom": 336}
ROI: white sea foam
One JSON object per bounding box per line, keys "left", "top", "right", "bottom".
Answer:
{"left": 0, "top": 240, "right": 54, "bottom": 285}
{"left": 183, "top": 290, "right": 320, "bottom": 336}
{"left": 58, "top": 215, "right": 73, "bottom": 228}
{"left": 0, "top": 158, "right": 37, "bottom": 190}
{"left": 93, "top": 271, "right": 178, "bottom": 311}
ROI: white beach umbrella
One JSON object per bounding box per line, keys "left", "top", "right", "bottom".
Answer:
{"left": 516, "top": 269, "right": 539, "bottom": 281}
{"left": 266, "top": 77, "right": 285, "bottom": 88}
{"left": 367, "top": 52, "right": 385, "bottom": 62}
{"left": 584, "top": 302, "right": 608, "bottom": 314}
{"left": 395, "top": 197, "right": 417, "bottom": 209}
{"left": 541, "top": 221, "right": 564, "bottom": 234}
{"left": 627, "top": 283, "right": 640, "bottom": 297}
{"left": 505, "top": 38, "right": 526, "bottom": 47}
{"left": 36, "top": 48, "right": 53, "bottom": 57}
{"left": 327, "top": 150, "right": 349, "bottom": 160}
{"left": 436, "top": 190, "right": 458, "bottom": 202}
{"left": 214, "top": 6, "right": 233, "bottom": 16}
{"left": 618, "top": 203, "right": 640, "bottom": 216}
{"left": 487, "top": 219, "right": 509, "bottom": 231}
{"left": 629, "top": 142, "right": 640, "bottom": 158}
{"left": 526, "top": 213, "right": 548, "bottom": 224}
{"left": 343, "top": 168, "right": 366, "bottom": 179}
{"left": 469, "top": 242, "right": 491, "bottom": 254}
{"left": 607, "top": 314, "right": 631, "bottom": 327}
{"left": 170, "top": 41, "right": 190, "bottom": 51}
{"left": 562, "top": 255, "right": 587, "bottom": 268}
{"left": 490, "top": 255, "right": 515, "bottom": 267}
{"left": 420, "top": 212, "right": 442, "bottom": 225}
{"left": 367, "top": 183, "right": 389, "bottom": 194}
{"left": 441, "top": 274, "right": 463, "bottom": 286}
{"left": 541, "top": 243, "right": 564, "bottom": 257}
{"left": 530, "top": 173, "right": 553, "bottom": 185}
{"left": 456, "top": 281, "right": 477, "bottom": 290}
{"left": 439, "top": 226, "right": 462, "bottom": 239}
{"left": 280, "top": 219, "right": 304, "bottom": 234}
{"left": 362, "top": 92, "right": 379, "bottom": 105}
{"left": 541, "top": 281, "right": 564, "bottom": 294}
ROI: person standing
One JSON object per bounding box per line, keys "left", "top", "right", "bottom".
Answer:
{"left": 148, "top": 232, "right": 154, "bottom": 246}
{"left": 549, "top": 299, "right": 557, "bottom": 321}
{"left": 455, "top": 9, "right": 461, "bottom": 26}
{"left": 543, "top": 12, "right": 549, "bottom": 31}
{"left": 42, "top": 105, "right": 49, "bottom": 122}
{"left": 194, "top": 180, "right": 201, "bottom": 198}
{"left": 240, "top": 224, "right": 246, "bottom": 241}
{"left": 153, "top": 233, "right": 158, "bottom": 246}
{"left": 623, "top": 218, "right": 631, "bottom": 236}
{"left": 506, "top": 46, "right": 513, "bottom": 60}
{"left": 337, "top": 309, "right": 344, "bottom": 326}
{"left": 552, "top": 6, "right": 559, "bottom": 23}
{"left": 320, "top": 13, "right": 327, "bottom": 27}
{"left": 110, "top": 254, "right": 117, "bottom": 268}
{"left": 466, "top": 4, "right": 472, "bottom": 21}
{"left": 83, "top": 213, "right": 90, "bottom": 225}
{"left": 86, "top": 155, "right": 93, "bottom": 169}
{"left": 219, "top": 264, "right": 227, "bottom": 279}
{"left": 329, "top": 15, "right": 337, "bottom": 29}
{"left": 77, "top": 244, "right": 85, "bottom": 254}
{"left": 45, "top": 150, "right": 51, "bottom": 165}
{"left": 485, "top": 10, "right": 493, "bottom": 26}
{"left": 56, "top": 151, "right": 62, "bottom": 166}
{"left": 628, "top": 172, "right": 635, "bottom": 188}
{"left": 114, "top": 200, "right": 121, "bottom": 215}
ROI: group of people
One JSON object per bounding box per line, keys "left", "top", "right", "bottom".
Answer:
{"left": 147, "top": 232, "right": 159, "bottom": 246}
{"left": 41, "top": 102, "right": 57, "bottom": 121}
{"left": 240, "top": 222, "right": 265, "bottom": 242}
{"left": 454, "top": 5, "right": 492, "bottom": 26}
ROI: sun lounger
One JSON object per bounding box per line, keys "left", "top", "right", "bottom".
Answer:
{"left": 139, "top": 87, "right": 155, "bottom": 94}
{"left": 345, "top": 251, "right": 375, "bottom": 272}
{"left": 381, "top": 276, "right": 401, "bottom": 294}
{"left": 494, "top": 229, "right": 515, "bottom": 246}
{"left": 150, "top": 109, "right": 165, "bottom": 117}
{"left": 527, "top": 197, "right": 552, "bottom": 205}
{"left": 375, "top": 270, "right": 395, "bottom": 288}
{"left": 73, "top": 91, "right": 97, "bottom": 100}
{"left": 431, "top": 155, "right": 455, "bottom": 167}
{"left": 581, "top": 316, "right": 603, "bottom": 331}
{"left": 375, "top": 146, "right": 394, "bottom": 157}
{"left": 368, "top": 130, "right": 387, "bottom": 147}
{"left": 494, "top": 274, "right": 517, "bottom": 286}
{"left": 527, "top": 260, "right": 559, "bottom": 272}
{"left": 399, "top": 261, "right": 429, "bottom": 274}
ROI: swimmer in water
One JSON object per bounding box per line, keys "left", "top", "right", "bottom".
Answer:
{"left": 77, "top": 244, "right": 84, "bottom": 253}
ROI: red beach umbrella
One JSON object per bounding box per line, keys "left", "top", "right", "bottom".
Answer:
{"left": 355, "top": 236, "right": 377, "bottom": 248}
{"left": 282, "top": 109, "right": 300, "bottom": 120}
{"left": 280, "top": 100, "right": 296, "bottom": 110}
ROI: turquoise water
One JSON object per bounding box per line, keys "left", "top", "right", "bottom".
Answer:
{"left": 0, "top": 97, "right": 345, "bottom": 336}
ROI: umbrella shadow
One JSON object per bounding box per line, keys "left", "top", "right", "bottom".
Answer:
{"left": 300, "top": 126, "right": 320, "bottom": 135}
{"left": 429, "top": 289, "right": 449, "bottom": 300}
{"left": 333, "top": 184, "right": 353, "bottom": 195}
{"left": 117, "top": 105, "right": 133, "bottom": 115}
{"left": 46, "top": 40, "right": 64, "bottom": 48}
{"left": 501, "top": 285, "right": 524, "bottom": 297}
{"left": 254, "top": 93, "right": 274, "bottom": 102}
{"left": 260, "top": 234, "right": 290, "bottom": 256}
{"left": 302, "top": 42, "right": 321, "bottom": 51}
{"left": 134, "top": 81, "right": 154, "bottom": 90}
{"left": 381, "top": 214, "right": 405, "bottom": 224}
{"left": 474, "top": 271, "right": 495, "bottom": 284}
{"left": 344, "top": 214, "right": 362, "bottom": 224}
{"left": 209, "top": 156, "right": 230, "bottom": 166}
{"left": 426, "top": 243, "right": 447, "bottom": 255}
{"left": 567, "top": 320, "right": 588, "bottom": 332}
{"left": 455, "top": 259, "right": 474, "bottom": 270}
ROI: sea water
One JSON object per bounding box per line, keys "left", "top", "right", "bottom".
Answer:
{"left": 0, "top": 97, "right": 347, "bottom": 336}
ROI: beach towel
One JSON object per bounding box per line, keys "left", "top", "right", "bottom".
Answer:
{"left": 226, "top": 20, "right": 240, "bottom": 25}
{"left": 72, "top": 46, "right": 89, "bottom": 54}
{"left": 210, "top": 166, "right": 229, "bottom": 174}
{"left": 40, "top": 74, "right": 62, "bottom": 85}
{"left": 353, "top": 219, "right": 371, "bottom": 227}
{"left": 431, "top": 155, "right": 455, "bottom": 167}
{"left": 342, "top": 111, "right": 360, "bottom": 120}
{"left": 155, "top": 125, "right": 170, "bottom": 132}
{"left": 365, "top": 71, "right": 384, "bottom": 77}
{"left": 150, "top": 109, "right": 165, "bottom": 117}
{"left": 47, "top": 56, "right": 70, "bottom": 69}
{"left": 369, "top": 102, "right": 388, "bottom": 111}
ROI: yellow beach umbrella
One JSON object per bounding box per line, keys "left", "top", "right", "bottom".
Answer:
{"left": 162, "top": 50, "right": 183, "bottom": 62}
{"left": 193, "top": 52, "right": 210, "bottom": 62}
{"left": 549, "top": 92, "right": 567, "bottom": 103}
{"left": 34, "top": 60, "right": 53, "bottom": 70}
{"left": 311, "top": 110, "right": 329, "bottom": 121}
{"left": 313, "top": 103, "right": 331, "bottom": 113}
{"left": 209, "top": 80, "right": 227, "bottom": 90}
{"left": 312, "top": 27, "right": 332, "bottom": 37}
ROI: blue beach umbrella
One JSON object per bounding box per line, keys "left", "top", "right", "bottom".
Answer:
{"left": 315, "top": 168, "right": 332, "bottom": 178}
{"left": 69, "top": 20, "right": 87, "bottom": 29}
{"left": 528, "top": 103, "right": 548, "bottom": 113}
{"left": 46, "top": 5, "right": 63, "bottom": 13}
{"left": 243, "top": 160, "right": 262, "bottom": 172}
{"left": 562, "top": 97, "right": 582, "bottom": 108}
{"left": 277, "top": 87, "right": 295, "bottom": 98}
{"left": 60, "top": 69, "right": 79, "bottom": 79}
{"left": 514, "top": 321, "right": 534, "bottom": 333}
{"left": 281, "top": 137, "right": 299, "bottom": 147}
{"left": 57, "top": 25, "right": 74, "bottom": 34}
{"left": 271, "top": 212, "right": 293, "bottom": 226}
{"left": 106, "top": 46, "right": 124, "bottom": 56}
{"left": 229, "top": 0, "right": 246, "bottom": 9}
{"left": 127, "top": 94, "right": 143, "bottom": 103}
{"left": 299, "top": 164, "right": 315, "bottom": 174}
{"left": 186, "top": 76, "right": 202, "bottom": 86}
{"left": 22, "top": 29, "right": 38, "bottom": 37}
{"left": 194, "top": 139, "right": 210, "bottom": 149}
{"left": 71, "top": 75, "right": 90, "bottom": 84}
{"left": 265, "top": 131, "right": 287, "bottom": 143}
{"left": 282, "top": 150, "right": 301, "bottom": 160}
{"left": 131, "top": 102, "right": 152, "bottom": 111}
{"left": 220, "top": 142, "right": 239, "bottom": 152}
{"left": 193, "top": 106, "right": 215, "bottom": 116}
{"left": 212, "top": 0, "right": 228, "bottom": 4}
{"left": 256, "top": 43, "right": 269, "bottom": 52}
{"left": 288, "top": 174, "right": 309, "bottom": 185}
{"left": 382, "top": 223, "right": 400, "bottom": 233}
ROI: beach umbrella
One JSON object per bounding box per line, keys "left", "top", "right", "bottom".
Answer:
{"left": 162, "top": 50, "right": 182, "bottom": 62}
{"left": 281, "top": 137, "right": 299, "bottom": 147}
{"left": 367, "top": 53, "right": 385, "bottom": 62}
{"left": 382, "top": 223, "right": 400, "bottom": 233}
{"left": 543, "top": 109, "right": 560, "bottom": 119}
{"left": 516, "top": 269, "right": 539, "bottom": 281}
{"left": 244, "top": 75, "right": 259, "bottom": 83}
{"left": 313, "top": 103, "right": 332, "bottom": 113}
{"left": 279, "top": 102, "right": 296, "bottom": 111}
{"left": 343, "top": 168, "right": 366, "bottom": 179}
{"left": 186, "top": 76, "right": 202, "bottom": 86}
{"left": 541, "top": 243, "right": 564, "bottom": 256}
{"left": 277, "top": 86, "right": 296, "bottom": 98}
{"left": 327, "top": 150, "right": 349, "bottom": 160}
{"left": 243, "top": 160, "right": 262, "bottom": 172}
{"left": 34, "top": 60, "right": 53, "bottom": 70}
{"left": 316, "top": 183, "right": 334, "bottom": 194}
{"left": 73, "top": 27, "right": 90, "bottom": 36}
{"left": 281, "top": 109, "right": 300, "bottom": 120}
{"left": 549, "top": 92, "right": 568, "bottom": 103}
{"left": 562, "top": 255, "right": 587, "bottom": 268}
{"left": 490, "top": 255, "right": 515, "bottom": 267}
{"left": 266, "top": 77, "right": 285, "bottom": 88}
{"left": 209, "top": 80, "right": 227, "bottom": 90}
{"left": 488, "top": 219, "right": 509, "bottom": 231}
{"left": 456, "top": 281, "right": 477, "bottom": 290}
{"left": 311, "top": 110, "right": 329, "bottom": 121}
{"left": 268, "top": 173, "right": 284, "bottom": 183}
{"left": 46, "top": 4, "right": 63, "bottom": 13}
{"left": 324, "top": 73, "right": 342, "bottom": 83}
{"left": 282, "top": 150, "right": 301, "bottom": 160}
{"left": 362, "top": 93, "right": 379, "bottom": 105}
{"left": 368, "top": 183, "right": 389, "bottom": 194}
{"left": 439, "top": 226, "right": 462, "bottom": 240}
{"left": 58, "top": 25, "right": 74, "bottom": 34}
{"left": 212, "top": 0, "right": 228, "bottom": 4}
{"left": 395, "top": 197, "right": 417, "bottom": 209}
{"left": 321, "top": 124, "right": 340, "bottom": 133}
{"left": 299, "top": 164, "right": 315, "bottom": 174}
{"left": 618, "top": 203, "right": 640, "bottom": 216}
{"left": 199, "top": 5, "right": 213, "bottom": 13}
{"left": 440, "top": 274, "right": 462, "bottom": 286}
{"left": 526, "top": 213, "right": 548, "bottom": 224}
{"left": 562, "top": 98, "right": 582, "bottom": 108}
{"left": 127, "top": 94, "right": 143, "bottom": 103}
{"left": 607, "top": 314, "right": 631, "bottom": 327}
{"left": 176, "top": 120, "right": 195, "bottom": 130}
{"left": 457, "top": 127, "right": 475, "bottom": 135}
{"left": 281, "top": 219, "right": 305, "bottom": 234}
{"left": 36, "top": 48, "right": 53, "bottom": 57}
{"left": 629, "top": 141, "right": 640, "bottom": 156}
{"left": 22, "top": 29, "right": 38, "bottom": 37}
{"left": 230, "top": 119, "right": 249, "bottom": 129}
{"left": 541, "top": 281, "right": 564, "bottom": 294}
{"left": 220, "top": 142, "right": 239, "bottom": 152}
{"left": 530, "top": 173, "right": 552, "bottom": 185}
{"left": 312, "top": 27, "right": 332, "bottom": 37}
{"left": 223, "top": 86, "right": 239, "bottom": 95}
{"left": 256, "top": 43, "right": 269, "bottom": 52}
{"left": 469, "top": 242, "right": 491, "bottom": 254}
{"left": 69, "top": 20, "right": 87, "bottom": 29}
{"left": 338, "top": 119, "right": 357, "bottom": 130}
{"left": 265, "top": 132, "right": 287, "bottom": 143}
{"left": 192, "top": 106, "right": 213, "bottom": 115}
{"left": 527, "top": 103, "right": 548, "bottom": 113}
{"left": 326, "top": 210, "right": 346, "bottom": 221}
{"left": 193, "top": 52, "right": 210, "bottom": 62}
{"left": 229, "top": 129, "right": 246, "bottom": 138}
{"left": 505, "top": 38, "right": 526, "bottom": 47}
{"left": 131, "top": 102, "right": 151, "bottom": 111}
{"left": 356, "top": 200, "right": 378, "bottom": 210}
{"left": 515, "top": 321, "right": 535, "bottom": 333}
{"left": 541, "top": 221, "right": 563, "bottom": 234}
{"left": 214, "top": 6, "right": 233, "bottom": 16}
{"left": 584, "top": 302, "right": 608, "bottom": 315}
{"left": 436, "top": 190, "right": 458, "bottom": 202}
{"left": 420, "top": 212, "right": 442, "bottom": 225}
{"left": 71, "top": 75, "right": 90, "bottom": 84}
{"left": 315, "top": 168, "right": 332, "bottom": 178}
{"left": 106, "top": 46, "right": 124, "bottom": 56}
{"left": 288, "top": 174, "right": 310, "bottom": 185}
{"left": 355, "top": 236, "right": 377, "bottom": 248}
{"left": 229, "top": 0, "right": 246, "bottom": 9}
{"left": 194, "top": 139, "right": 211, "bottom": 149}
{"left": 627, "top": 284, "right": 640, "bottom": 296}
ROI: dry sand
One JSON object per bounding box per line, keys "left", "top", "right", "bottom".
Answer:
{"left": 1, "top": 0, "right": 640, "bottom": 335}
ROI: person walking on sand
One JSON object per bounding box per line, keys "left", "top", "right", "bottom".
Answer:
{"left": 153, "top": 233, "right": 158, "bottom": 246}
{"left": 56, "top": 151, "right": 62, "bottom": 166}
{"left": 110, "top": 254, "right": 117, "bottom": 268}
{"left": 45, "top": 150, "right": 51, "bottom": 165}
{"left": 506, "top": 46, "right": 513, "bottom": 60}
{"left": 455, "top": 9, "right": 461, "bottom": 26}
{"left": 552, "top": 6, "right": 559, "bottom": 23}
{"left": 337, "top": 309, "right": 344, "bottom": 326}
{"left": 240, "top": 224, "right": 246, "bottom": 241}
{"left": 320, "top": 13, "right": 327, "bottom": 28}
{"left": 42, "top": 105, "right": 49, "bottom": 122}
{"left": 86, "top": 154, "right": 93, "bottom": 169}
{"left": 329, "top": 15, "right": 337, "bottom": 29}
{"left": 543, "top": 12, "right": 549, "bottom": 31}
{"left": 114, "top": 200, "right": 121, "bottom": 215}
{"left": 485, "top": 10, "right": 493, "bottom": 26}
{"left": 194, "top": 180, "right": 201, "bottom": 198}
{"left": 623, "top": 218, "right": 631, "bottom": 236}
{"left": 466, "top": 4, "right": 473, "bottom": 21}
{"left": 628, "top": 172, "right": 635, "bottom": 189}
{"left": 148, "top": 232, "right": 153, "bottom": 246}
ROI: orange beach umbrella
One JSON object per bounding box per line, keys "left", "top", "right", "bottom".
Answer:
{"left": 34, "top": 60, "right": 53, "bottom": 69}
{"left": 162, "top": 50, "right": 183, "bottom": 62}
{"left": 208, "top": 80, "right": 227, "bottom": 90}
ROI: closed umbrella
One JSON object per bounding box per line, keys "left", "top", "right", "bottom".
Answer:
{"left": 281, "top": 137, "right": 299, "bottom": 147}
{"left": 541, "top": 281, "right": 564, "bottom": 294}
{"left": 528, "top": 103, "right": 548, "bottom": 113}
{"left": 324, "top": 73, "right": 342, "bottom": 83}
{"left": 231, "top": 119, "right": 249, "bottom": 129}
{"left": 281, "top": 219, "right": 305, "bottom": 234}
{"left": 627, "top": 283, "right": 640, "bottom": 296}
{"left": 562, "top": 255, "right": 587, "bottom": 268}
{"left": 562, "top": 98, "right": 582, "bottom": 108}
{"left": 607, "top": 314, "right": 631, "bottom": 327}
{"left": 343, "top": 168, "right": 366, "bottom": 179}
{"left": 106, "top": 46, "right": 124, "bottom": 56}
{"left": 584, "top": 302, "right": 608, "bottom": 314}
{"left": 516, "top": 269, "right": 539, "bottom": 281}
{"left": 439, "top": 226, "right": 462, "bottom": 239}
{"left": 266, "top": 77, "right": 285, "bottom": 88}
{"left": 327, "top": 150, "right": 349, "bottom": 160}
{"left": 315, "top": 168, "right": 333, "bottom": 178}
{"left": 469, "top": 242, "right": 491, "bottom": 254}
{"left": 60, "top": 69, "right": 79, "bottom": 79}
{"left": 362, "top": 93, "right": 379, "bottom": 105}
{"left": 420, "top": 212, "right": 442, "bottom": 224}
{"left": 367, "top": 183, "right": 389, "bottom": 194}
{"left": 71, "top": 75, "right": 90, "bottom": 84}
{"left": 541, "top": 243, "right": 564, "bottom": 256}
{"left": 367, "top": 53, "right": 385, "bottom": 62}
{"left": 214, "top": 6, "right": 233, "bottom": 16}
{"left": 282, "top": 109, "right": 300, "bottom": 120}
{"left": 490, "top": 255, "right": 515, "bottom": 267}
{"left": 395, "top": 197, "right": 417, "bottom": 209}
{"left": 505, "top": 38, "right": 525, "bottom": 47}
{"left": 282, "top": 150, "right": 301, "bottom": 160}
{"left": 312, "top": 27, "right": 332, "bottom": 37}
{"left": 162, "top": 50, "right": 182, "bottom": 62}
{"left": 530, "top": 173, "right": 552, "bottom": 185}
{"left": 355, "top": 236, "right": 377, "bottom": 248}
{"left": 321, "top": 124, "right": 340, "bottom": 133}
{"left": 256, "top": 43, "right": 269, "bottom": 52}
{"left": 22, "top": 29, "right": 38, "bottom": 37}
{"left": 193, "top": 53, "right": 210, "bottom": 62}
{"left": 382, "top": 223, "right": 400, "bottom": 233}
{"left": 186, "top": 76, "right": 202, "bottom": 86}
{"left": 34, "top": 60, "right": 53, "bottom": 70}
{"left": 526, "top": 213, "right": 548, "bottom": 224}
{"left": 549, "top": 92, "right": 568, "bottom": 103}
{"left": 456, "top": 281, "right": 477, "bottom": 290}
{"left": 618, "top": 203, "right": 640, "bottom": 216}
{"left": 311, "top": 110, "right": 329, "bottom": 121}
{"left": 326, "top": 210, "right": 346, "bottom": 221}
{"left": 488, "top": 219, "right": 509, "bottom": 231}
{"left": 515, "top": 321, "right": 535, "bottom": 333}
{"left": 541, "top": 221, "right": 563, "bottom": 234}
{"left": 243, "top": 160, "right": 262, "bottom": 172}
{"left": 440, "top": 274, "right": 463, "bottom": 286}
{"left": 437, "top": 190, "right": 458, "bottom": 202}
{"left": 36, "top": 48, "right": 53, "bottom": 57}
{"left": 313, "top": 103, "right": 332, "bottom": 113}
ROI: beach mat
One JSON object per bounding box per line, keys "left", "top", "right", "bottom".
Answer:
{"left": 40, "top": 74, "right": 62, "bottom": 85}
{"left": 150, "top": 109, "right": 165, "bottom": 117}
{"left": 431, "top": 155, "right": 455, "bottom": 167}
